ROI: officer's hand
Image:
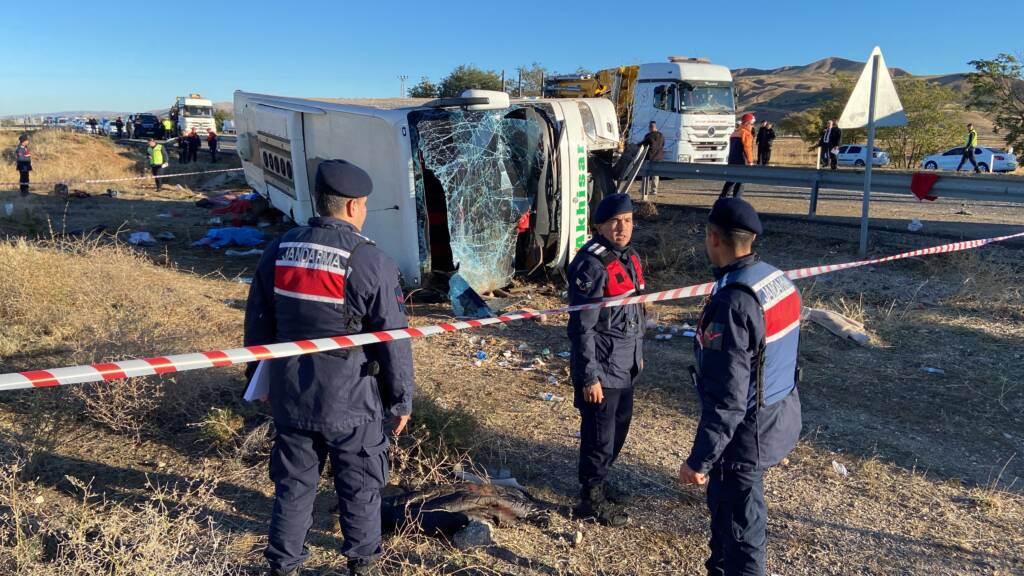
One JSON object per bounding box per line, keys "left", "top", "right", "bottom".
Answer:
{"left": 678, "top": 462, "right": 707, "bottom": 486}
{"left": 583, "top": 382, "right": 604, "bottom": 404}
{"left": 392, "top": 415, "right": 411, "bottom": 437}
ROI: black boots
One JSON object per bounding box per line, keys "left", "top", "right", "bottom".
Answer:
{"left": 577, "top": 484, "right": 629, "bottom": 527}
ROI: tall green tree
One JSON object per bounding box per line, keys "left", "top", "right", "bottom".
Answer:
{"left": 876, "top": 77, "right": 963, "bottom": 168}
{"left": 438, "top": 65, "right": 503, "bottom": 98}
{"left": 515, "top": 63, "right": 547, "bottom": 97}
{"left": 408, "top": 76, "right": 440, "bottom": 98}
{"left": 967, "top": 53, "right": 1024, "bottom": 152}
{"left": 782, "top": 75, "right": 964, "bottom": 167}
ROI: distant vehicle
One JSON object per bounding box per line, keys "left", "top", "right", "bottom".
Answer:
{"left": 132, "top": 113, "right": 163, "bottom": 138}
{"left": 920, "top": 147, "right": 1018, "bottom": 173}
{"left": 100, "top": 118, "right": 123, "bottom": 136}
{"left": 544, "top": 57, "right": 736, "bottom": 164}
{"left": 171, "top": 93, "right": 215, "bottom": 135}
{"left": 220, "top": 119, "right": 235, "bottom": 133}
{"left": 71, "top": 118, "right": 88, "bottom": 132}
{"left": 56, "top": 117, "right": 70, "bottom": 130}
{"left": 836, "top": 144, "right": 890, "bottom": 167}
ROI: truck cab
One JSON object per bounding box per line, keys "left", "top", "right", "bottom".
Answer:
{"left": 628, "top": 58, "right": 736, "bottom": 164}
{"left": 233, "top": 90, "right": 619, "bottom": 292}
{"left": 174, "top": 94, "right": 216, "bottom": 135}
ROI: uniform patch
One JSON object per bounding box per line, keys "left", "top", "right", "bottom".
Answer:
{"left": 395, "top": 286, "right": 406, "bottom": 313}
{"left": 701, "top": 322, "right": 725, "bottom": 350}
{"left": 575, "top": 276, "right": 594, "bottom": 293}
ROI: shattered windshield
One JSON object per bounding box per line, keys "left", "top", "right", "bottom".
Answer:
{"left": 412, "top": 106, "right": 544, "bottom": 292}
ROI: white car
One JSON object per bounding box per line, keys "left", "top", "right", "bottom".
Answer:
{"left": 920, "top": 146, "right": 1018, "bottom": 173}
{"left": 836, "top": 144, "right": 890, "bottom": 167}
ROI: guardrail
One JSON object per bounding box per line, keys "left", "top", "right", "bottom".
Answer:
{"left": 641, "top": 162, "right": 1024, "bottom": 215}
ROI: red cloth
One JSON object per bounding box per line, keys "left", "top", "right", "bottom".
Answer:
{"left": 910, "top": 172, "right": 939, "bottom": 201}
{"left": 211, "top": 199, "right": 253, "bottom": 215}
{"left": 516, "top": 211, "right": 530, "bottom": 233}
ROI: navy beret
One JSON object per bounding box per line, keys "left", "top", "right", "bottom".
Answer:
{"left": 708, "top": 197, "right": 763, "bottom": 235}
{"left": 593, "top": 193, "right": 633, "bottom": 224}
{"left": 315, "top": 159, "right": 373, "bottom": 198}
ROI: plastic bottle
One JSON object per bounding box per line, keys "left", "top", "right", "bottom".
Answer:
{"left": 539, "top": 392, "right": 565, "bottom": 402}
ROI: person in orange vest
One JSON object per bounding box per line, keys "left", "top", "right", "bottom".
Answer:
{"left": 720, "top": 113, "right": 756, "bottom": 199}
{"left": 206, "top": 128, "right": 219, "bottom": 163}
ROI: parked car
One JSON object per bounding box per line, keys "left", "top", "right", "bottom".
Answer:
{"left": 836, "top": 144, "right": 890, "bottom": 167}
{"left": 220, "top": 119, "right": 235, "bottom": 133}
{"left": 920, "top": 147, "right": 1018, "bottom": 173}
{"left": 132, "top": 113, "right": 163, "bottom": 138}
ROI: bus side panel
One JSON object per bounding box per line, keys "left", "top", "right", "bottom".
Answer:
{"left": 549, "top": 102, "right": 589, "bottom": 269}
{"left": 301, "top": 112, "right": 421, "bottom": 287}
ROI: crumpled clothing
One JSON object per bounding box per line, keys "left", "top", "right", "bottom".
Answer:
{"left": 191, "top": 226, "right": 265, "bottom": 249}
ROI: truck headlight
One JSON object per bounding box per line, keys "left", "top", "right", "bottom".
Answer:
{"left": 679, "top": 155, "right": 691, "bottom": 163}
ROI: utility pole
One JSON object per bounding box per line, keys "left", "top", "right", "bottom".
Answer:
{"left": 398, "top": 75, "right": 409, "bottom": 98}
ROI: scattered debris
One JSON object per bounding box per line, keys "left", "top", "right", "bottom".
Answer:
{"left": 208, "top": 216, "right": 223, "bottom": 225}
{"left": 832, "top": 460, "right": 849, "bottom": 477}
{"left": 453, "top": 520, "right": 495, "bottom": 550}
{"left": 921, "top": 367, "right": 945, "bottom": 375}
{"left": 127, "top": 232, "right": 156, "bottom": 247}
{"left": 155, "top": 231, "right": 176, "bottom": 241}
{"left": 907, "top": 218, "right": 923, "bottom": 232}
{"left": 191, "top": 227, "right": 264, "bottom": 249}
{"left": 654, "top": 334, "right": 673, "bottom": 341}
{"left": 473, "top": 351, "right": 487, "bottom": 361}
{"left": 3, "top": 202, "right": 12, "bottom": 217}
{"left": 572, "top": 530, "right": 584, "bottom": 547}
{"left": 539, "top": 392, "right": 565, "bottom": 402}
{"left": 556, "top": 351, "right": 571, "bottom": 359}
{"left": 235, "top": 277, "right": 253, "bottom": 285}
{"left": 225, "top": 248, "right": 263, "bottom": 257}
{"left": 449, "top": 273, "right": 493, "bottom": 319}
{"left": 801, "top": 307, "right": 870, "bottom": 346}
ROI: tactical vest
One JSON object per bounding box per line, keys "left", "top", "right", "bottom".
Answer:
{"left": 584, "top": 241, "right": 645, "bottom": 297}
{"left": 712, "top": 261, "right": 800, "bottom": 408}
{"left": 271, "top": 223, "right": 373, "bottom": 340}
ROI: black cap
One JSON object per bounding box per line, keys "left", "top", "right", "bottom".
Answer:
{"left": 315, "top": 160, "right": 373, "bottom": 198}
{"left": 708, "top": 198, "right": 762, "bottom": 235}
{"left": 593, "top": 193, "right": 633, "bottom": 224}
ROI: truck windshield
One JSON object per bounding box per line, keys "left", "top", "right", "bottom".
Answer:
{"left": 678, "top": 81, "right": 735, "bottom": 114}
{"left": 184, "top": 106, "right": 213, "bottom": 117}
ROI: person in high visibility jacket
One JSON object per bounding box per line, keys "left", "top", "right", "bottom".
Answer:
{"left": 956, "top": 123, "right": 982, "bottom": 173}
{"left": 148, "top": 139, "right": 168, "bottom": 190}
{"left": 161, "top": 117, "right": 173, "bottom": 139}
{"left": 679, "top": 198, "right": 802, "bottom": 576}
{"left": 567, "top": 193, "right": 647, "bottom": 527}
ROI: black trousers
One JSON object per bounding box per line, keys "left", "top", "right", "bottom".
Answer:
{"left": 758, "top": 145, "right": 771, "bottom": 166}
{"left": 188, "top": 143, "right": 199, "bottom": 163}
{"left": 705, "top": 467, "right": 767, "bottom": 576}
{"left": 577, "top": 386, "right": 634, "bottom": 488}
{"left": 720, "top": 181, "right": 744, "bottom": 199}
{"left": 266, "top": 421, "right": 388, "bottom": 573}
{"left": 209, "top": 142, "right": 218, "bottom": 163}
{"left": 151, "top": 164, "right": 163, "bottom": 190}
{"left": 821, "top": 148, "right": 837, "bottom": 170}
{"left": 179, "top": 145, "right": 189, "bottom": 164}
{"left": 957, "top": 148, "right": 980, "bottom": 172}
{"left": 17, "top": 163, "right": 30, "bottom": 194}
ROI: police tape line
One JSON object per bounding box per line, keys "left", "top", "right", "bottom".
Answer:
{"left": 1, "top": 230, "right": 1023, "bottom": 392}
{"left": 0, "top": 167, "right": 244, "bottom": 188}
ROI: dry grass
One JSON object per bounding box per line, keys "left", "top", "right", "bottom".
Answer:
{"left": 1, "top": 130, "right": 143, "bottom": 194}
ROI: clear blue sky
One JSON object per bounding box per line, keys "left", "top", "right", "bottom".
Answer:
{"left": 0, "top": 0, "right": 1018, "bottom": 116}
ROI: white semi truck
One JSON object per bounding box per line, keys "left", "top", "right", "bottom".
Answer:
{"left": 233, "top": 90, "right": 621, "bottom": 292}
{"left": 172, "top": 94, "right": 216, "bottom": 135}
{"left": 546, "top": 57, "right": 737, "bottom": 164}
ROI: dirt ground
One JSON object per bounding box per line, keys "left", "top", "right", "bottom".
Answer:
{"left": 1, "top": 137, "right": 1023, "bottom": 575}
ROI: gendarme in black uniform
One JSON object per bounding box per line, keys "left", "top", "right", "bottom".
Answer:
{"left": 567, "top": 193, "right": 645, "bottom": 526}
{"left": 245, "top": 160, "right": 414, "bottom": 576}
{"left": 682, "top": 198, "right": 801, "bottom": 576}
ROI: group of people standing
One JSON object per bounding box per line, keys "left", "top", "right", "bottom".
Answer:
{"left": 241, "top": 154, "right": 802, "bottom": 576}
{"left": 177, "top": 128, "right": 219, "bottom": 164}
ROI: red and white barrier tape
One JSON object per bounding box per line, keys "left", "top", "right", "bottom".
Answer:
{"left": 0, "top": 167, "right": 243, "bottom": 188}
{"left": 1, "top": 230, "right": 1022, "bottom": 392}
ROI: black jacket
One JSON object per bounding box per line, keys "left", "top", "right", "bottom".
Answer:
{"left": 819, "top": 126, "right": 842, "bottom": 149}
{"left": 244, "top": 217, "right": 415, "bottom": 431}
{"left": 686, "top": 254, "right": 801, "bottom": 473}
{"left": 641, "top": 131, "right": 665, "bottom": 162}
{"left": 567, "top": 235, "right": 645, "bottom": 393}
{"left": 756, "top": 127, "right": 776, "bottom": 147}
